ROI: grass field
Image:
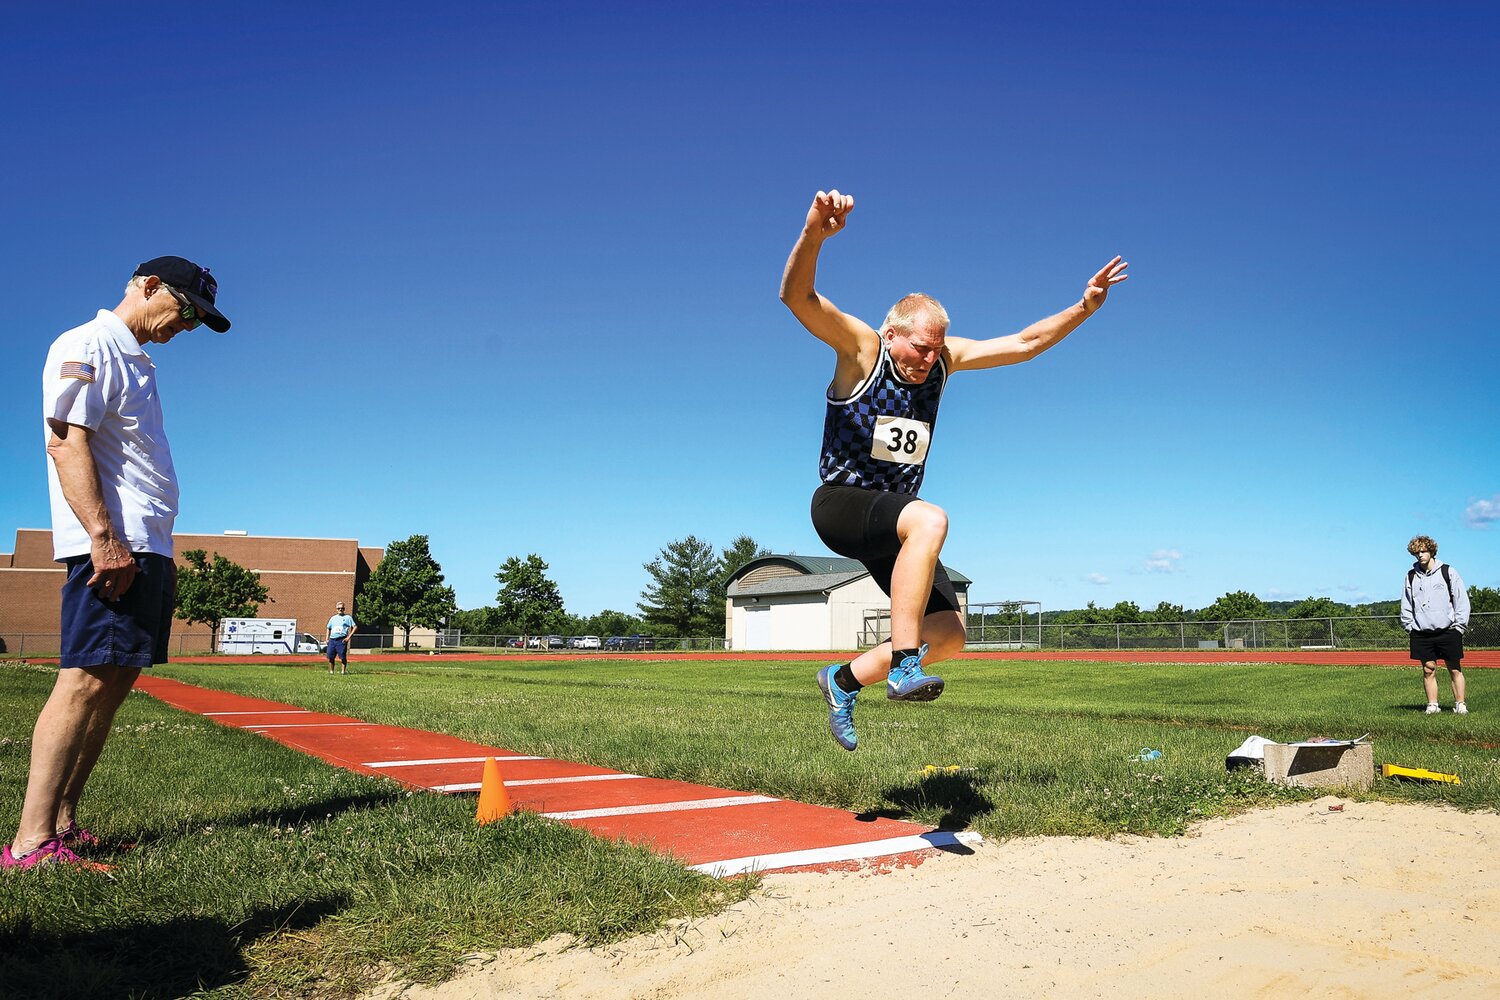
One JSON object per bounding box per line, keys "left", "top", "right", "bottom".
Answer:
{"left": 3, "top": 654, "right": 1498, "bottom": 999}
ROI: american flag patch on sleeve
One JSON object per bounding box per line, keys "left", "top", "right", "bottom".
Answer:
{"left": 59, "top": 361, "right": 96, "bottom": 382}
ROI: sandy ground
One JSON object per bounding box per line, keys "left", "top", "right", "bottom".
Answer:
{"left": 374, "top": 799, "right": 1500, "bottom": 1000}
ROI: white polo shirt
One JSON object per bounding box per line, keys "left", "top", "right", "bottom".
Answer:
{"left": 43, "top": 309, "right": 179, "bottom": 560}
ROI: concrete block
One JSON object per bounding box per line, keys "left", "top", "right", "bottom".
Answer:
{"left": 1262, "top": 742, "right": 1374, "bottom": 790}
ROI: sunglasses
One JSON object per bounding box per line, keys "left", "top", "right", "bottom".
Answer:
{"left": 161, "top": 284, "right": 202, "bottom": 330}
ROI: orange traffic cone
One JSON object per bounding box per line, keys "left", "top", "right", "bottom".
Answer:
{"left": 475, "top": 756, "right": 512, "bottom": 824}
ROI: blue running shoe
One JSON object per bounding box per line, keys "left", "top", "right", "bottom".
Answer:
{"left": 817, "top": 665, "right": 859, "bottom": 751}
{"left": 887, "top": 644, "right": 945, "bottom": 701}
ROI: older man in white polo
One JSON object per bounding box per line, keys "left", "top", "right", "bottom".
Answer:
{"left": 4, "top": 256, "right": 229, "bottom": 870}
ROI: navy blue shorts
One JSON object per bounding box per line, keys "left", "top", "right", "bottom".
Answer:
{"left": 327, "top": 637, "right": 348, "bottom": 662}
{"left": 59, "top": 552, "right": 176, "bottom": 669}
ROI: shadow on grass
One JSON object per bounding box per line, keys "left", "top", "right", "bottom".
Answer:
{"left": 857, "top": 770, "right": 995, "bottom": 830}
{"left": 0, "top": 894, "right": 347, "bottom": 1000}
{"left": 128, "top": 791, "right": 407, "bottom": 845}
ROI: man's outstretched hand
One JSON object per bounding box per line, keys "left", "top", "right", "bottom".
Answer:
{"left": 1082, "top": 256, "right": 1129, "bottom": 313}
{"left": 805, "top": 189, "right": 854, "bottom": 239}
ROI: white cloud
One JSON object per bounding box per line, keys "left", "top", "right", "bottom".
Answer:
{"left": 1087, "top": 573, "right": 1110, "bottom": 585}
{"left": 1144, "top": 548, "right": 1183, "bottom": 573}
{"left": 1262, "top": 588, "right": 1297, "bottom": 599}
{"left": 1467, "top": 495, "right": 1500, "bottom": 527}
{"left": 1337, "top": 583, "right": 1361, "bottom": 593}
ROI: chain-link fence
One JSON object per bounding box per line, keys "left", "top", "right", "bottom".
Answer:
{"left": 960, "top": 612, "right": 1499, "bottom": 651}
{"left": 0, "top": 631, "right": 218, "bottom": 656}
{"left": 0, "top": 631, "right": 730, "bottom": 656}
{"left": 5, "top": 616, "right": 1495, "bottom": 657}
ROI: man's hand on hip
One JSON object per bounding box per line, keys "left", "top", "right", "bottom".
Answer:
{"left": 87, "top": 533, "right": 138, "bottom": 599}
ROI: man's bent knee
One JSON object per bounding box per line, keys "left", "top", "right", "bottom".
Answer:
{"left": 898, "top": 502, "right": 949, "bottom": 545}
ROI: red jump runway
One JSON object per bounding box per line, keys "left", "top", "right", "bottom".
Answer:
{"left": 133, "top": 675, "right": 979, "bottom": 876}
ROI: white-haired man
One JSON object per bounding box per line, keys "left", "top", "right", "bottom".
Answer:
{"left": 5, "top": 256, "right": 229, "bottom": 869}
{"left": 780, "top": 190, "right": 1127, "bottom": 751}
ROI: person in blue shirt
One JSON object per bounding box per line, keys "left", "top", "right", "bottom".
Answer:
{"left": 326, "top": 602, "right": 358, "bottom": 675}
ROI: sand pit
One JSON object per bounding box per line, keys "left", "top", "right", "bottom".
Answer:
{"left": 378, "top": 798, "right": 1500, "bottom": 999}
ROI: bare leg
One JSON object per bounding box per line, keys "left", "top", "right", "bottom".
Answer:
{"left": 54, "top": 668, "right": 140, "bottom": 833}
{"left": 887, "top": 501, "right": 947, "bottom": 651}
{"left": 850, "top": 610, "right": 967, "bottom": 686}
{"left": 1423, "top": 663, "right": 1439, "bottom": 704}
{"left": 11, "top": 665, "right": 133, "bottom": 856}
{"left": 1449, "top": 665, "right": 1466, "bottom": 704}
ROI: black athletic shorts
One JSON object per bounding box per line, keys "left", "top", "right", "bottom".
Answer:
{"left": 810, "top": 482, "right": 960, "bottom": 616}
{"left": 1409, "top": 627, "right": 1464, "bottom": 665}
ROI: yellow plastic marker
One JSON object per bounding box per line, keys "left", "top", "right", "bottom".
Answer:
{"left": 1381, "top": 763, "right": 1461, "bottom": 785}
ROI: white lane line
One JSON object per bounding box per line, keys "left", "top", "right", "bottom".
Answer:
{"left": 690, "top": 830, "right": 985, "bottom": 878}
{"left": 244, "top": 723, "right": 369, "bottom": 730}
{"left": 431, "top": 774, "right": 644, "bottom": 793}
{"left": 543, "top": 795, "right": 777, "bottom": 821}
{"left": 206, "top": 710, "right": 311, "bottom": 716}
{"left": 362, "top": 756, "right": 543, "bottom": 768}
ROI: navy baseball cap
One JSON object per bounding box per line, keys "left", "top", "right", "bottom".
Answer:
{"left": 134, "top": 255, "right": 231, "bottom": 332}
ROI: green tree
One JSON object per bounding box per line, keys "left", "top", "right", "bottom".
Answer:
{"left": 1286, "top": 596, "right": 1345, "bottom": 620}
{"left": 1197, "top": 590, "right": 1268, "bottom": 622}
{"left": 359, "top": 534, "right": 458, "bottom": 650}
{"left": 584, "top": 609, "right": 644, "bottom": 638}
{"left": 175, "top": 549, "right": 272, "bottom": 650}
{"left": 1143, "top": 601, "right": 1186, "bottom": 623}
{"left": 639, "top": 535, "right": 720, "bottom": 637}
{"left": 1469, "top": 586, "right": 1500, "bottom": 614}
{"left": 449, "top": 606, "right": 507, "bottom": 638}
{"left": 713, "top": 534, "right": 769, "bottom": 609}
{"left": 495, "top": 554, "right": 567, "bottom": 644}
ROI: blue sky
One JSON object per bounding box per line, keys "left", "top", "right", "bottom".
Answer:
{"left": 3, "top": 1, "right": 1497, "bottom": 617}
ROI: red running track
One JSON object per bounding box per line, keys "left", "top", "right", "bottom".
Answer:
{"left": 133, "top": 675, "right": 979, "bottom": 877}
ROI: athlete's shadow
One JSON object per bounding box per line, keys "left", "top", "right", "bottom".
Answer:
{"left": 0, "top": 895, "right": 346, "bottom": 1000}
{"left": 859, "top": 769, "right": 994, "bottom": 831}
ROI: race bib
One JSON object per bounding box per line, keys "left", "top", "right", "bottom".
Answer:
{"left": 871, "top": 415, "right": 931, "bottom": 465}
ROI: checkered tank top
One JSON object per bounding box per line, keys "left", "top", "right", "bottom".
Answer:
{"left": 818, "top": 340, "right": 947, "bottom": 495}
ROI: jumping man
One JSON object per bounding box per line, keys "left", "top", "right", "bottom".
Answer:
{"left": 780, "top": 190, "right": 1128, "bottom": 750}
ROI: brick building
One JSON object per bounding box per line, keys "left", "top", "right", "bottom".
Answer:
{"left": 0, "top": 529, "right": 382, "bottom": 655}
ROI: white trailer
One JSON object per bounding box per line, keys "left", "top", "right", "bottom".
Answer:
{"left": 219, "top": 618, "right": 324, "bottom": 655}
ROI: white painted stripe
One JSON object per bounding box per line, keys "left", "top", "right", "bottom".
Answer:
{"left": 430, "top": 773, "right": 644, "bottom": 793}
{"left": 690, "top": 830, "right": 985, "bottom": 878}
{"left": 362, "top": 755, "right": 543, "bottom": 768}
{"left": 543, "top": 795, "right": 777, "bottom": 821}
{"left": 206, "top": 710, "right": 311, "bottom": 716}
{"left": 244, "top": 723, "right": 369, "bottom": 730}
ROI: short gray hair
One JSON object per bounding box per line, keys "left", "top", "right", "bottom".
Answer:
{"left": 881, "top": 293, "right": 950, "bottom": 337}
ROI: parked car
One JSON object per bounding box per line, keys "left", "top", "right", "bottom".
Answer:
{"left": 576, "top": 635, "right": 601, "bottom": 649}
{"left": 546, "top": 635, "right": 566, "bottom": 649}
{"left": 604, "top": 634, "right": 655, "bottom": 651}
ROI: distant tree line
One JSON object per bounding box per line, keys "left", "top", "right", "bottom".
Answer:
{"left": 971, "top": 587, "right": 1500, "bottom": 628}
{"left": 435, "top": 533, "right": 769, "bottom": 642}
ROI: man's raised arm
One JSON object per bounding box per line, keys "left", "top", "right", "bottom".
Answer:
{"left": 947, "top": 256, "right": 1129, "bottom": 372}
{"left": 779, "top": 190, "right": 878, "bottom": 359}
